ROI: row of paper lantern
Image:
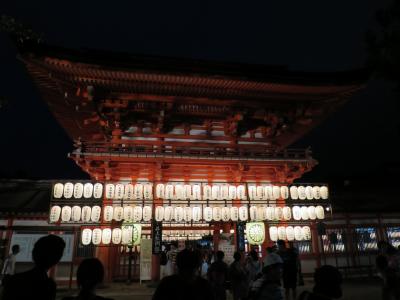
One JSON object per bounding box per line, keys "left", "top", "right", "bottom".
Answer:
{"left": 50, "top": 204, "right": 326, "bottom": 223}
{"left": 53, "top": 182, "right": 104, "bottom": 199}
{"left": 81, "top": 227, "right": 140, "bottom": 246}
{"left": 269, "top": 226, "right": 312, "bottom": 241}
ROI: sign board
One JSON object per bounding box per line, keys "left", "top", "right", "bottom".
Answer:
{"left": 152, "top": 221, "right": 162, "bottom": 254}
{"left": 236, "top": 222, "right": 246, "bottom": 252}
{"left": 218, "top": 243, "right": 235, "bottom": 265}
{"left": 140, "top": 238, "right": 152, "bottom": 282}
{"left": 10, "top": 234, "right": 74, "bottom": 262}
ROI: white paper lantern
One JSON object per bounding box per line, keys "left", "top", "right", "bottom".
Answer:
{"left": 92, "top": 228, "right": 102, "bottom": 245}
{"left": 83, "top": 183, "right": 93, "bottom": 198}
{"left": 221, "top": 185, "right": 229, "bottom": 200}
{"left": 263, "top": 186, "right": 271, "bottom": 200}
{"left": 142, "top": 206, "right": 152, "bottom": 222}
{"left": 294, "top": 226, "right": 303, "bottom": 241}
{"left": 156, "top": 184, "right": 165, "bottom": 199}
{"left": 175, "top": 185, "right": 184, "bottom": 200}
{"left": 93, "top": 183, "right": 103, "bottom": 199}
{"left": 266, "top": 206, "right": 275, "bottom": 221}
{"left": 124, "top": 184, "right": 134, "bottom": 200}
{"left": 105, "top": 184, "right": 115, "bottom": 199}
{"left": 289, "top": 186, "right": 299, "bottom": 200}
{"left": 133, "top": 206, "right": 143, "bottom": 222}
{"left": 316, "top": 206, "right": 325, "bottom": 219}
{"left": 122, "top": 227, "right": 133, "bottom": 245}
{"left": 312, "top": 186, "right": 321, "bottom": 200}
{"left": 90, "top": 206, "right": 101, "bottom": 222}
{"left": 203, "top": 207, "right": 213, "bottom": 222}
{"left": 256, "top": 186, "right": 264, "bottom": 200}
{"left": 261, "top": 206, "right": 268, "bottom": 221}
{"left": 113, "top": 206, "right": 124, "bottom": 221}
{"left": 222, "top": 207, "right": 230, "bottom": 221}
{"left": 239, "top": 206, "right": 248, "bottom": 221}
{"left": 63, "top": 182, "right": 74, "bottom": 199}
{"left": 101, "top": 228, "right": 112, "bottom": 245}
{"left": 203, "top": 185, "right": 212, "bottom": 200}
{"left": 49, "top": 205, "right": 61, "bottom": 222}
{"left": 143, "top": 183, "right": 153, "bottom": 200}
{"left": 269, "top": 226, "right": 278, "bottom": 241}
{"left": 184, "top": 185, "right": 192, "bottom": 199}
{"left": 213, "top": 207, "right": 222, "bottom": 221}
{"left": 302, "top": 226, "right": 312, "bottom": 240}
{"left": 123, "top": 206, "right": 134, "bottom": 221}
{"left": 183, "top": 207, "right": 192, "bottom": 222}
{"left": 237, "top": 185, "right": 246, "bottom": 200}
{"left": 212, "top": 185, "right": 220, "bottom": 200}
{"left": 192, "top": 185, "right": 201, "bottom": 200}
{"left": 71, "top": 206, "right": 82, "bottom": 222}
{"left": 273, "top": 186, "right": 281, "bottom": 200}
{"left": 115, "top": 184, "right": 125, "bottom": 200}
{"left": 320, "top": 186, "right": 329, "bottom": 199}
{"left": 174, "top": 206, "right": 184, "bottom": 222}
{"left": 228, "top": 185, "right": 236, "bottom": 200}
{"left": 53, "top": 183, "right": 64, "bottom": 199}
{"left": 298, "top": 186, "right": 306, "bottom": 200}
{"left": 292, "top": 206, "right": 301, "bottom": 221}
{"left": 164, "top": 184, "right": 173, "bottom": 199}
{"left": 103, "top": 206, "right": 113, "bottom": 222}
{"left": 249, "top": 206, "right": 258, "bottom": 221}
{"left": 305, "top": 186, "right": 314, "bottom": 200}
{"left": 248, "top": 186, "right": 257, "bottom": 200}
{"left": 278, "top": 226, "right": 287, "bottom": 240}
{"left": 300, "top": 206, "right": 309, "bottom": 220}
{"left": 283, "top": 207, "right": 292, "bottom": 221}
{"left": 286, "top": 226, "right": 295, "bottom": 241}
{"left": 308, "top": 206, "right": 316, "bottom": 220}
{"left": 112, "top": 228, "right": 122, "bottom": 244}
{"left": 61, "top": 206, "right": 72, "bottom": 222}
{"left": 256, "top": 207, "right": 264, "bottom": 221}
{"left": 81, "top": 228, "right": 92, "bottom": 245}
{"left": 266, "top": 186, "right": 274, "bottom": 200}
{"left": 192, "top": 206, "right": 202, "bottom": 222}
{"left": 134, "top": 183, "right": 143, "bottom": 199}
{"left": 274, "top": 207, "right": 283, "bottom": 221}
{"left": 155, "top": 206, "right": 164, "bottom": 222}
{"left": 81, "top": 206, "right": 92, "bottom": 222}
{"left": 280, "top": 186, "right": 289, "bottom": 199}
{"left": 230, "top": 206, "right": 239, "bottom": 221}
{"left": 164, "top": 206, "right": 173, "bottom": 221}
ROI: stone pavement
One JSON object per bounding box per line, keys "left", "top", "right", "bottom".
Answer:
{"left": 57, "top": 279, "right": 382, "bottom": 300}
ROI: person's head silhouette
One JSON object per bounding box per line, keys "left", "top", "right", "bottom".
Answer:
{"left": 32, "top": 235, "right": 65, "bottom": 270}
{"left": 233, "top": 251, "right": 241, "bottom": 262}
{"left": 216, "top": 251, "right": 225, "bottom": 262}
{"left": 313, "top": 265, "right": 342, "bottom": 299}
{"left": 176, "top": 249, "right": 201, "bottom": 276}
{"left": 77, "top": 258, "right": 104, "bottom": 291}
{"left": 11, "top": 244, "right": 20, "bottom": 255}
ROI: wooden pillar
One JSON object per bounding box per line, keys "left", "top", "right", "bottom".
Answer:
{"left": 97, "top": 246, "right": 113, "bottom": 282}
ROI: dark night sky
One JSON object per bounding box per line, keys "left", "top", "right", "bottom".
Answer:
{"left": 0, "top": 1, "right": 399, "bottom": 182}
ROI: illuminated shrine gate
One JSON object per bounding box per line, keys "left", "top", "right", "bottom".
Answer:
{"left": 16, "top": 40, "right": 367, "bottom": 281}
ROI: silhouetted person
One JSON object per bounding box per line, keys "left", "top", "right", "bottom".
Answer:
{"left": 208, "top": 251, "right": 229, "bottom": 300}
{"left": 376, "top": 254, "right": 400, "bottom": 300}
{"left": 153, "top": 249, "right": 215, "bottom": 300}
{"left": 62, "top": 258, "right": 113, "bottom": 300}
{"left": 246, "top": 250, "right": 262, "bottom": 283}
{"left": 277, "top": 240, "right": 298, "bottom": 300}
{"left": 298, "top": 265, "right": 342, "bottom": 300}
{"left": 2, "top": 234, "right": 65, "bottom": 300}
{"left": 229, "top": 252, "right": 249, "bottom": 300}
{"left": 378, "top": 241, "right": 400, "bottom": 271}
{"left": 1, "top": 244, "right": 20, "bottom": 285}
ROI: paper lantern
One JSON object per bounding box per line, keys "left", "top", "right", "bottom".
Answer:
{"left": 156, "top": 184, "right": 165, "bottom": 199}
{"left": 175, "top": 185, "right": 184, "bottom": 200}
{"left": 289, "top": 186, "right": 298, "bottom": 200}
{"left": 71, "top": 206, "right": 82, "bottom": 222}
{"left": 248, "top": 186, "right": 257, "bottom": 200}
{"left": 222, "top": 207, "right": 230, "bottom": 221}
{"left": 278, "top": 226, "right": 287, "bottom": 240}
{"left": 246, "top": 222, "right": 265, "bottom": 245}
{"left": 269, "top": 226, "right": 278, "bottom": 242}
{"left": 164, "top": 206, "right": 173, "bottom": 221}
{"left": 103, "top": 206, "right": 113, "bottom": 222}
{"left": 298, "top": 186, "right": 306, "bottom": 200}
{"left": 230, "top": 207, "right": 239, "bottom": 221}
{"left": 63, "top": 182, "right": 74, "bottom": 199}
{"left": 183, "top": 207, "right": 192, "bottom": 222}
{"left": 174, "top": 206, "right": 184, "bottom": 222}
{"left": 312, "top": 186, "right": 321, "bottom": 200}
{"left": 266, "top": 206, "right": 275, "bottom": 221}
{"left": 203, "top": 207, "right": 213, "bottom": 222}
{"left": 155, "top": 206, "right": 164, "bottom": 222}
{"left": 237, "top": 185, "right": 246, "bottom": 200}
{"left": 228, "top": 185, "right": 237, "bottom": 200}
{"left": 283, "top": 207, "right": 292, "bottom": 220}
{"left": 294, "top": 226, "right": 303, "bottom": 241}
{"left": 112, "top": 206, "right": 123, "bottom": 221}
{"left": 213, "top": 207, "right": 222, "bottom": 221}
{"left": 305, "top": 186, "right": 314, "bottom": 200}
{"left": 53, "top": 183, "right": 64, "bottom": 199}
{"left": 112, "top": 228, "right": 122, "bottom": 244}
{"left": 256, "top": 186, "right": 264, "bottom": 200}
{"left": 316, "top": 206, "right": 325, "bottom": 219}
{"left": 90, "top": 206, "right": 101, "bottom": 222}
{"left": 81, "top": 206, "right": 92, "bottom": 222}
{"left": 134, "top": 183, "right": 143, "bottom": 199}
{"left": 133, "top": 206, "right": 143, "bottom": 222}
{"left": 184, "top": 185, "right": 192, "bottom": 199}
{"left": 262, "top": 186, "right": 270, "bottom": 200}
{"left": 203, "top": 185, "right": 212, "bottom": 200}
{"left": 164, "top": 184, "right": 173, "bottom": 199}
{"left": 192, "top": 185, "right": 201, "bottom": 200}
{"left": 308, "top": 206, "right": 316, "bottom": 220}
{"left": 286, "top": 226, "right": 295, "bottom": 241}
{"left": 292, "top": 206, "right": 301, "bottom": 221}
{"left": 265, "top": 186, "right": 274, "bottom": 200}
{"left": 261, "top": 206, "right": 268, "bottom": 221}
{"left": 280, "top": 186, "right": 289, "bottom": 199}
{"left": 83, "top": 183, "right": 93, "bottom": 198}
{"left": 49, "top": 205, "right": 61, "bottom": 222}
{"left": 93, "top": 183, "right": 103, "bottom": 199}
{"left": 302, "top": 226, "right": 312, "bottom": 240}
{"left": 115, "top": 184, "right": 125, "bottom": 200}
{"left": 256, "top": 207, "right": 264, "bottom": 221}
{"left": 273, "top": 186, "right": 281, "bottom": 200}
{"left": 320, "top": 186, "right": 329, "bottom": 199}
{"left": 221, "top": 185, "right": 229, "bottom": 200}
{"left": 249, "top": 206, "right": 258, "bottom": 221}
{"left": 101, "top": 228, "right": 112, "bottom": 245}
{"left": 300, "top": 206, "right": 309, "bottom": 220}
{"left": 143, "top": 206, "right": 152, "bottom": 221}
{"left": 274, "top": 207, "right": 283, "bottom": 221}
{"left": 61, "top": 206, "right": 72, "bottom": 222}
{"left": 239, "top": 206, "right": 248, "bottom": 221}
{"left": 81, "top": 229, "right": 92, "bottom": 245}
{"left": 192, "top": 206, "right": 202, "bottom": 222}
{"left": 105, "top": 184, "right": 115, "bottom": 199}
{"left": 211, "top": 185, "right": 220, "bottom": 200}
{"left": 124, "top": 184, "right": 134, "bottom": 200}
{"left": 143, "top": 183, "right": 153, "bottom": 200}
{"left": 122, "top": 226, "right": 133, "bottom": 245}
{"left": 92, "top": 228, "right": 102, "bottom": 245}
{"left": 123, "top": 206, "right": 134, "bottom": 221}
